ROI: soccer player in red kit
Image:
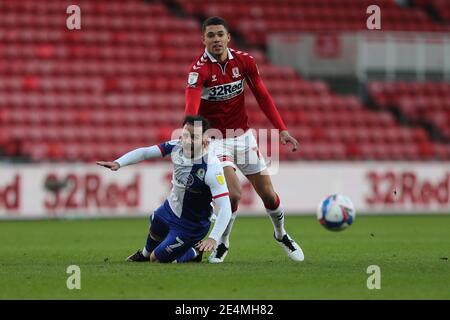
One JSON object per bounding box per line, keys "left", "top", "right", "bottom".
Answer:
{"left": 185, "top": 17, "right": 304, "bottom": 262}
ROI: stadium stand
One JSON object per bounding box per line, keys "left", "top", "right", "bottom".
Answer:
{"left": 0, "top": 0, "right": 449, "bottom": 162}
{"left": 413, "top": 0, "right": 450, "bottom": 23}
{"left": 368, "top": 81, "right": 450, "bottom": 158}
{"left": 176, "top": 0, "right": 449, "bottom": 46}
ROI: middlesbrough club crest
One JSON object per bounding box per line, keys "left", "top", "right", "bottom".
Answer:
{"left": 232, "top": 67, "right": 241, "bottom": 78}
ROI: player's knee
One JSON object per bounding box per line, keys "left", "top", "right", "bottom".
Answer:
{"left": 149, "top": 230, "right": 164, "bottom": 242}
{"left": 261, "top": 191, "right": 279, "bottom": 210}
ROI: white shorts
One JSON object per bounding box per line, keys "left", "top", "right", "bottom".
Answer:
{"left": 209, "top": 129, "right": 267, "bottom": 176}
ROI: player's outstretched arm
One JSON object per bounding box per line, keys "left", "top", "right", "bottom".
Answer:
{"left": 246, "top": 58, "right": 299, "bottom": 152}
{"left": 96, "top": 145, "right": 165, "bottom": 170}
{"left": 96, "top": 161, "right": 120, "bottom": 171}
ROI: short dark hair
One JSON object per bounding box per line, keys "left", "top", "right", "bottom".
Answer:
{"left": 202, "top": 16, "right": 229, "bottom": 33}
{"left": 183, "top": 115, "right": 210, "bottom": 134}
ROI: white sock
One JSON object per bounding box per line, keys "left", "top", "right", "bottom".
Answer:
{"left": 219, "top": 213, "right": 237, "bottom": 247}
{"left": 142, "top": 247, "right": 150, "bottom": 258}
{"left": 267, "top": 205, "right": 286, "bottom": 240}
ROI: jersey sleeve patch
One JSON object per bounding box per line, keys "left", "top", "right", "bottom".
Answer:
{"left": 188, "top": 72, "right": 199, "bottom": 85}
{"left": 216, "top": 173, "right": 225, "bottom": 185}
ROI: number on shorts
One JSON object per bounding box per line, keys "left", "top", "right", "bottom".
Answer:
{"left": 166, "top": 236, "right": 184, "bottom": 253}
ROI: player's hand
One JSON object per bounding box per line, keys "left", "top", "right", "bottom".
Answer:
{"left": 280, "top": 130, "right": 299, "bottom": 152}
{"left": 196, "top": 238, "right": 217, "bottom": 252}
{"left": 96, "top": 161, "right": 120, "bottom": 171}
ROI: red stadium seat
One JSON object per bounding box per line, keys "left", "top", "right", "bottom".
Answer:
{"left": 1, "top": 0, "right": 448, "bottom": 162}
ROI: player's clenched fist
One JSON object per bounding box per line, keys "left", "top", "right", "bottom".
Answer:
{"left": 280, "top": 130, "right": 299, "bottom": 152}
{"left": 96, "top": 161, "right": 120, "bottom": 171}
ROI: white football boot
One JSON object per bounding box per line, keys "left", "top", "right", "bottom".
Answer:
{"left": 208, "top": 243, "right": 229, "bottom": 263}
{"left": 275, "top": 233, "right": 304, "bottom": 261}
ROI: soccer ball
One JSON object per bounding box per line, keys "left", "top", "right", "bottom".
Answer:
{"left": 316, "top": 194, "right": 356, "bottom": 231}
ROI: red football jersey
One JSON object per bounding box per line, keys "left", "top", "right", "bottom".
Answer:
{"left": 185, "top": 48, "right": 287, "bottom": 137}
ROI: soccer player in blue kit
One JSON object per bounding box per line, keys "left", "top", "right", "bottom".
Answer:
{"left": 97, "top": 115, "right": 232, "bottom": 263}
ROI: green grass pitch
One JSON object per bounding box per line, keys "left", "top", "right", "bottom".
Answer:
{"left": 0, "top": 215, "right": 449, "bottom": 299}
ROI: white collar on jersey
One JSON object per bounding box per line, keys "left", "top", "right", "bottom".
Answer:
{"left": 204, "top": 48, "right": 234, "bottom": 63}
